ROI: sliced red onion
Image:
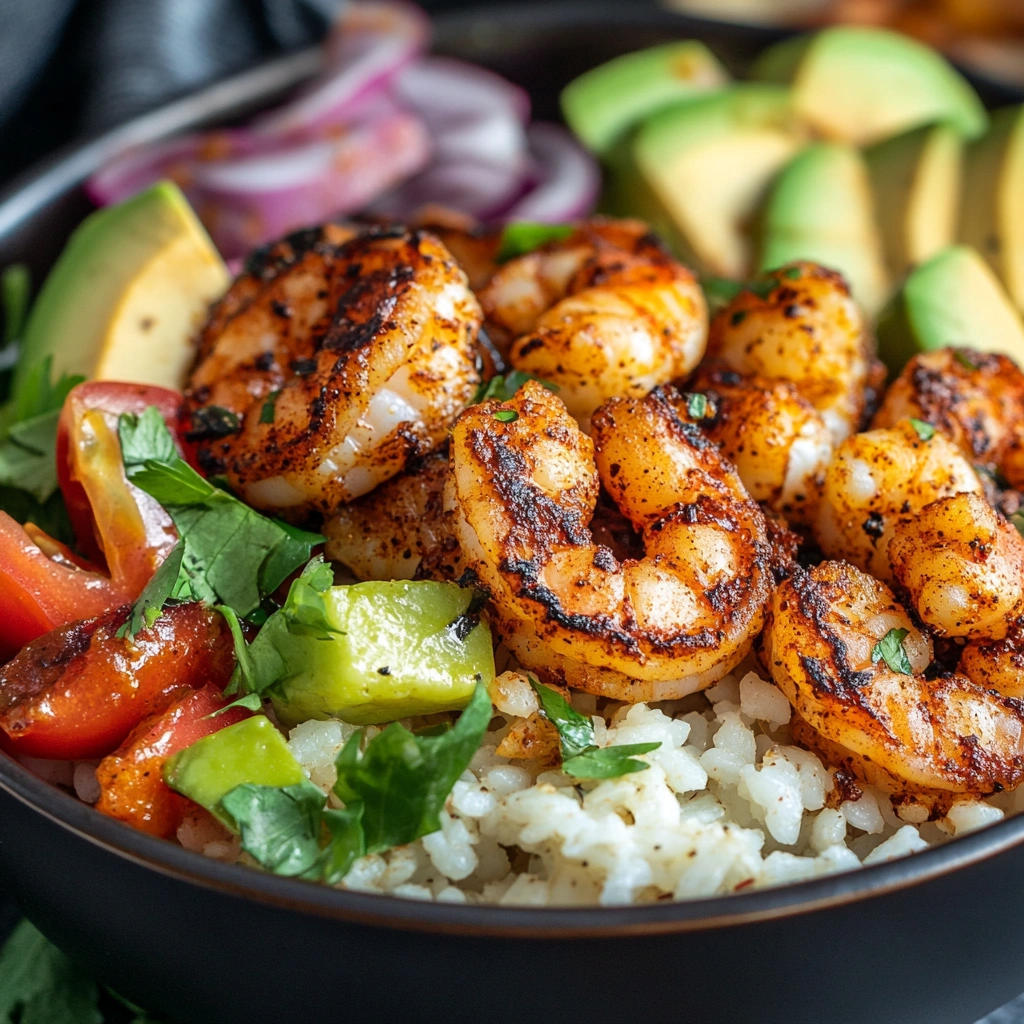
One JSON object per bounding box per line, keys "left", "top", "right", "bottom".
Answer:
{"left": 392, "top": 56, "right": 530, "bottom": 127}
{"left": 193, "top": 111, "right": 431, "bottom": 256}
{"left": 500, "top": 122, "right": 601, "bottom": 224}
{"left": 251, "top": 1, "right": 429, "bottom": 138}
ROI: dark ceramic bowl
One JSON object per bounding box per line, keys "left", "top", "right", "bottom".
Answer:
{"left": 2, "top": 6, "right": 1023, "bottom": 1023}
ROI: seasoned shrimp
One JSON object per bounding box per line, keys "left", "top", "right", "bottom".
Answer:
{"left": 687, "top": 364, "right": 833, "bottom": 527}
{"left": 872, "top": 347, "right": 1024, "bottom": 472}
{"left": 448, "top": 381, "right": 780, "bottom": 701}
{"left": 705, "top": 262, "right": 874, "bottom": 442}
{"left": 959, "top": 621, "right": 1024, "bottom": 700}
{"left": 889, "top": 493, "right": 1024, "bottom": 640}
{"left": 185, "top": 227, "right": 482, "bottom": 517}
{"left": 322, "top": 446, "right": 461, "bottom": 582}
{"left": 479, "top": 218, "right": 707, "bottom": 428}
{"left": 814, "top": 419, "right": 984, "bottom": 583}
{"left": 764, "top": 561, "right": 1024, "bottom": 807}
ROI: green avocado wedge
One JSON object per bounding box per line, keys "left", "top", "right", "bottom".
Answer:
{"left": 266, "top": 580, "right": 495, "bottom": 728}
{"left": 959, "top": 105, "right": 1024, "bottom": 316}
{"left": 865, "top": 121, "right": 963, "bottom": 280}
{"left": 875, "top": 245, "right": 1024, "bottom": 374}
{"left": 632, "top": 84, "right": 807, "bottom": 279}
{"left": 759, "top": 142, "right": 890, "bottom": 316}
{"left": 13, "top": 181, "right": 228, "bottom": 405}
{"left": 752, "top": 26, "right": 986, "bottom": 145}
{"left": 164, "top": 716, "right": 307, "bottom": 829}
{"left": 561, "top": 40, "right": 728, "bottom": 157}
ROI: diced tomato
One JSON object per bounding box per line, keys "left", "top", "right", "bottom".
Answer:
{"left": 0, "top": 514, "right": 134, "bottom": 661}
{"left": 56, "top": 381, "right": 184, "bottom": 574}
{"left": 95, "top": 684, "right": 252, "bottom": 838}
{"left": 0, "top": 603, "right": 234, "bottom": 760}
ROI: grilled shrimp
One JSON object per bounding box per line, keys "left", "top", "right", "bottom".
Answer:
{"left": 814, "top": 419, "right": 984, "bottom": 583}
{"left": 705, "top": 262, "right": 874, "bottom": 442}
{"left": 872, "top": 347, "right": 1024, "bottom": 473}
{"left": 889, "top": 493, "right": 1024, "bottom": 641}
{"left": 322, "top": 446, "right": 461, "bottom": 582}
{"left": 687, "top": 364, "right": 833, "bottom": 527}
{"left": 478, "top": 218, "right": 708, "bottom": 428}
{"left": 959, "top": 621, "right": 1024, "bottom": 700}
{"left": 184, "top": 227, "right": 482, "bottom": 517}
{"left": 448, "top": 381, "right": 780, "bottom": 701}
{"left": 765, "top": 561, "right": 1024, "bottom": 807}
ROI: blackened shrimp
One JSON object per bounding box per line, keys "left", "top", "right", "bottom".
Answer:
{"left": 705, "top": 262, "right": 875, "bottom": 442}
{"left": 764, "top": 561, "right": 1024, "bottom": 808}
{"left": 687, "top": 364, "right": 833, "bottom": 527}
{"left": 479, "top": 218, "right": 707, "bottom": 428}
{"left": 448, "top": 381, "right": 780, "bottom": 701}
{"left": 814, "top": 419, "right": 984, "bottom": 583}
{"left": 184, "top": 228, "right": 482, "bottom": 517}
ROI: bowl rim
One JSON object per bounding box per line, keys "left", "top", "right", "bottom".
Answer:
{"left": 3, "top": 0, "right": 1024, "bottom": 939}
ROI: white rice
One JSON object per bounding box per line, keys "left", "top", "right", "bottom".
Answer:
{"left": 273, "top": 664, "right": 1016, "bottom": 906}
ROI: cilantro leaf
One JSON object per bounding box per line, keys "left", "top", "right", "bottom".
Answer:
{"left": 701, "top": 275, "right": 776, "bottom": 314}
{"left": 909, "top": 418, "right": 935, "bottom": 441}
{"left": 686, "top": 392, "right": 709, "bottom": 420}
{"left": 0, "top": 919, "right": 102, "bottom": 1024}
{"left": 529, "top": 677, "right": 593, "bottom": 759}
{"left": 562, "top": 742, "right": 661, "bottom": 779}
{"left": 529, "top": 678, "right": 660, "bottom": 778}
{"left": 119, "top": 408, "right": 322, "bottom": 618}
{"left": 333, "top": 682, "right": 492, "bottom": 853}
{"left": 474, "top": 370, "right": 560, "bottom": 404}
{"left": 280, "top": 557, "right": 342, "bottom": 639}
{"left": 117, "top": 542, "right": 190, "bottom": 639}
{"left": 496, "top": 222, "right": 574, "bottom": 263}
{"left": 872, "top": 627, "right": 913, "bottom": 674}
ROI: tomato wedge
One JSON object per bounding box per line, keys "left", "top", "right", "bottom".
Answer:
{"left": 0, "top": 603, "right": 234, "bottom": 760}
{"left": 95, "top": 684, "right": 252, "bottom": 838}
{"left": 56, "top": 381, "right": 183, "bottom": 575}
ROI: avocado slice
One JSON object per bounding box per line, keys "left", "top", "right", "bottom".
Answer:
{"left": 267, "top": 580, "right": 494, "bottom": 728}
{"left": 752, "top": 26, "right": 987, "bottom": 145}
{"left": 866, "top": 122, "right": 963, "bottom": 280}
{"left": 875, "top": 245, "right": 1024, "bottom": 373}
{"left": 164, "top": 716, "right": 307, "bottom": 828}
{"left": 959, "top": 105, "right": 1024, "bottom": 315}
{"left": 632, "top": 84, "right": 807, "bottom": 278}
{"left": 14, "top": 181, "right": 228, "bottom": 402}
{"left": 561, "top": 41, "right": 728, "bottom": 158}
{"left": 759, "top": 142, "right": 890, "bottom": 316}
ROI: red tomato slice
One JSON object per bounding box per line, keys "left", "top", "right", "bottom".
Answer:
{"left": 95, "top": 683, "right": 252, "bottom": 838}
{"left": 0, "top": 603, "right": 234, "bottom": 760}
{"left": 56, "top": 381, "right": 184, "bottom": 574}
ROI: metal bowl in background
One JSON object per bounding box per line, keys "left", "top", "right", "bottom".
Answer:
{"left": 1, "top": 6, "right": 1023, "bottom": 1023}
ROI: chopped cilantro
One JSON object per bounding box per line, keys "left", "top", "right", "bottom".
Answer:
{"left": 783, "top": 266, "right": 802, "bottom": 280}
{"left": 496, "top": 222, "right": 574, "bottom": 264}
{"left": 333, "top": 682, "right": 493, "bottom": 853}
{"left": 259, "top": 390, "right": 281, "bottom": 425}
{"left": 871, "top": 627, "right": 913, "bottom": 675}
{"left": 909, "top": 418, "right": 935, "bottom": 441}
{"left": 117, "top": 542, "right": 190, "bottom": 639}
{"left": 529, "top": 678, "right": 660, "bottom": 778}
{"left": 119, "top": 407, "right": 322, "bottom": 619}
{"left": 686, "top": 392, "right": 709, "bottom": 420}
{"left": 493, "top": 409, "right": 519, "bottom": 423}
{"left": 474, "top": 370, "right": 560, "bottom": 404}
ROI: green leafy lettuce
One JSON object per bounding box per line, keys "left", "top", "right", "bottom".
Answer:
{"left": 530, "top": 678, "right": 659, "bottom": 779}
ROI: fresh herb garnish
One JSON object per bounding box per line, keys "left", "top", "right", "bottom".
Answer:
{"left": 474, "top": 370, "right": 560, "bottom": 404}
{"left": 119, "top": 407, "right": 322, "bottom": 619}
{"left": 117, "top": 542, "right": 190, "bottom": 639}
{"left": 220, "top": 779, "right": 364, "bottom": 883}
{"left": 701, "top": 275, "right": 775, "bottom": 314}
{"left": 333, "top": 682, "right": 493, "bottom": 853}
{"left": 783, "top": 266, "right": 802, "bottom": 280}
{"left": 529, "top": 678, "right": 660, "bottom": 778}
{"left": 686, "top": 392, "right": 709, "bottom": 420}
{"left": 871, "top": 627, "right": 912, "bottom": 674}
{"left": 909, "top": 418, "right": 935, "bottom": 442}
{"left": 279, "top": 556, "right": 343, "bottom": 639}
{"left": 493, "top": 409, "right": 519, "bottom": 423}
{"left": 954, "top": 349, "right": 980, "bottom": 371}
{"left": 259, "top": 390, "right": 281, "bottom": 425}
{"left": 496, "top": 223, "right": 574, "bottom": 264}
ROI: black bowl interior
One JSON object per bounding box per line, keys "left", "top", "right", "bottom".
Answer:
{"left": 3, "top": 6, "right": 1024, "bottom": 1022}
